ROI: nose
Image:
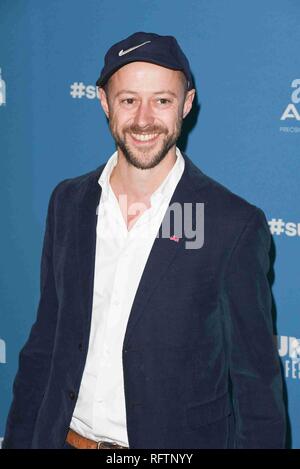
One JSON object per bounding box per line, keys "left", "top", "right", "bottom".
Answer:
{"left": 133, "top": 100, "right": 154, "bottom": 129}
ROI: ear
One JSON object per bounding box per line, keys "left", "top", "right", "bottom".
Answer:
{"left": 182, "top": 89, "right": 196, "bottom": 119}
{"left": 98, "top": 87, "right": 110, "bottom": 118}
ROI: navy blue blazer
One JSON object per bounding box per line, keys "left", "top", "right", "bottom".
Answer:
{"left": 3, "top": 153, "right": 286, "bottom": 449}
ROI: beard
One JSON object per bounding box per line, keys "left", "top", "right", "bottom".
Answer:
{"left": 109, "top": 118, "right": 183, "bottom": 170}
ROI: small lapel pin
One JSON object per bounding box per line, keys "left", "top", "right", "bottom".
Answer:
{"left": 169, "top": 235, "right": 180, "bottom": 242}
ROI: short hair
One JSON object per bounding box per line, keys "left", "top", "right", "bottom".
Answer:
{"left": 179, "top": 72, "right": 189, "bottom": 96}
{"left": 102, "top": 80, "right": 110, "bottom": 96}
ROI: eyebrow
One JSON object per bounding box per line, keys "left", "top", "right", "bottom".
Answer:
{"left": 114, "top": 90, "right": 178, "bottom": 98}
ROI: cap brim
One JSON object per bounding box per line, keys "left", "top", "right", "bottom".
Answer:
{"left": 95, "top": 54, "right": 185, "bottom": 88}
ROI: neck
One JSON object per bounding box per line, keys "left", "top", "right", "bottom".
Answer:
{"left": 109, "top": 146, "right": 177, "bottom": 202}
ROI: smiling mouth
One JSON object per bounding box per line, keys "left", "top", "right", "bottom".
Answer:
{"left": 130, "top": 132, "right": 160, "bottom": 144}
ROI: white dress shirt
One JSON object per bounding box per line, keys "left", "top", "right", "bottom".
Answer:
{"left": 70, "top": 147, "right": 185, "bottom": 446}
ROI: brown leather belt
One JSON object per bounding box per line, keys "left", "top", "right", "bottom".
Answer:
{"left": 66, "top": 429, "right": 128, "bottom": 449}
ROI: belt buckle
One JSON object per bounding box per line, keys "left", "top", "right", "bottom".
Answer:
{"left": 97, "top": 440, "right": 119, "bottom": 449}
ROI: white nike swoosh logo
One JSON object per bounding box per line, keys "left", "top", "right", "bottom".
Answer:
{"left": 118, "top": 41, "right": 151, "bottom": 56}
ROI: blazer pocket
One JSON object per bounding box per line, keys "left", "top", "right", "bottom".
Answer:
{"left": 186, "top": 392, "right": 231, "bottom": 429}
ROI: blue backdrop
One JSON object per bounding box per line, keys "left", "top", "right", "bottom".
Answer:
{"left": 0, "top": 0, "right": 299, "bottom": 448}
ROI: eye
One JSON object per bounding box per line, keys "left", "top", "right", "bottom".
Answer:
{"left": 157, "top": 98, "right": 171, "bottom": 105}
{"left": 121, "top": 98, "right": 135, "bottom": 105}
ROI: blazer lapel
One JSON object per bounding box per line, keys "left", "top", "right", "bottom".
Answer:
{"left": 123, "top": 156, "right": 200, "bottom": 349}
{"left": 76, "top": 167, "right": 103, "bottom": 340}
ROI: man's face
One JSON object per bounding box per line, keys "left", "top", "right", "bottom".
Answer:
{"left": 99, "top": 61, "right": 195, "bottom": 170}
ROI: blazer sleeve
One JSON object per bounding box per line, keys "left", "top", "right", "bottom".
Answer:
{"left": 223, "top": 207, "right": 286, "bottom": 448}
{"left": 2, "top": 183, "right": 62, "bottom": 449}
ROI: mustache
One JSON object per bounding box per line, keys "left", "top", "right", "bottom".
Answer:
{"left": 125, "top": 126, "right": 167, "bottom": 134}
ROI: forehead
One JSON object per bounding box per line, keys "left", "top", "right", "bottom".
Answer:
{"left": 108, "top": 61, "right": 184, "bottom": 92}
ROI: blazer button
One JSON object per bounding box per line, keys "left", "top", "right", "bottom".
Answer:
{"left": 69, "top": 391, "right": 76, "bottom": 400}
{"left": 78, "top": 343, "right": 83, "bottom": 351}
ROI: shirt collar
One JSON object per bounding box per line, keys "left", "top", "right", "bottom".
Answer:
{"left": 150, "top": 146, "right": 184, "bottom": 205}
{"left": 98, "top": 146, "right": 185, "bottom": 205}
{"left": 98, "top": 150, "right": 118, "bottom": 201}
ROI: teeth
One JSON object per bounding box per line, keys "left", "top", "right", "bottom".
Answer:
{"left": 131, "top": 133, "right": 158, "bottom": 141}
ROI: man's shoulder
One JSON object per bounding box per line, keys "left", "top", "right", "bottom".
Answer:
{"left": 54, "top": 164, "right": 105, "bottom": 191}
{"left": 184, "top": 153, "right": 266, "bottom": 225}
{"left": 49, "top": 163, "right": 105, "bottom": 204}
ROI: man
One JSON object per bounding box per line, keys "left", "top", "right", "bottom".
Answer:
{"left": 3, "top": 32, "right": 285, "bottom": 449}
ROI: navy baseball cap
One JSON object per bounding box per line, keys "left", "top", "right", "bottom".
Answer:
{"left": 96, "top": 31, "right": 194, "bottom": 90}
